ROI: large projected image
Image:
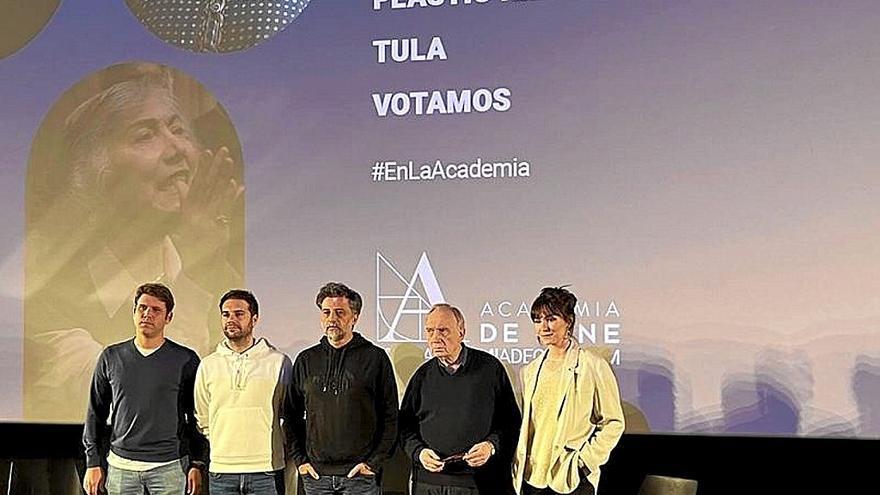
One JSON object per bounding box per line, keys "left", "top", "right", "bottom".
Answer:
{"left": 0, "top": 0, "right": 877, "bottom": 440}
{"left": 24, "top": 63, "right": 245, "bottom": 422}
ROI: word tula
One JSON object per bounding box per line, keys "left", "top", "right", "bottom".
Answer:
{"left": 374, "top": 0, "right": 490, "bottom": 9}
{"left": 371, "top": 35, "right": 511, "bottom": 117}
{"left": 373, "top": 37, "right": 446, "bottom": 63}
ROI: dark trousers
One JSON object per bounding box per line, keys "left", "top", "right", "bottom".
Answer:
{"left": 301, "top": 474, "right": 381, "bottom": 495}
{"left": 209, "top": 470, "right": 286, "bottom": 495}
{"left": 411, "top": 482, "right": 481, "bottom": 495}
{"left": 522, "top": 481, "right": 595, "bottom": 495}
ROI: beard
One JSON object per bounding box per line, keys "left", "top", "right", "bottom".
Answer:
{"left": 325, "top": 325, "right": 349, "bottom": 343}
{"left": 224, "top": 324, "right": 250, "bottom": 341}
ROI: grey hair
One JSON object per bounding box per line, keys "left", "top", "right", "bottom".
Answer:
{"left": 62, "top": 69, "right": 195, "bottom": 211}
{"left": 426, "top": 303, "right": 466, "bottom": 334}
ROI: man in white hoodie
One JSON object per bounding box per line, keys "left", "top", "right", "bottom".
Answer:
{"left": 194, "top": 289, "right": 292, "bottom": 494}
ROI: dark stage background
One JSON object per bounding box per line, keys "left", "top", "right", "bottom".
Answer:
{"left": 0, "top": 424, "right": 875, "bottom": 493}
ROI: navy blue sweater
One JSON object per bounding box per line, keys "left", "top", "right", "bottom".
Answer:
{"left": 83, "top": 339, "right": 207, "bottom": 468}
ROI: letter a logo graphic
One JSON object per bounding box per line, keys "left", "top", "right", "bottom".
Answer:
{"left": 376, "top": 252, "right": 446, "bottom": 342}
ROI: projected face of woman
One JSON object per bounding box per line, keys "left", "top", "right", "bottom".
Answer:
{"left": 105, "top": 90, "right": 199, "bottom": 215}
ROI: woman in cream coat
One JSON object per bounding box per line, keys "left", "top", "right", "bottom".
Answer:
{"left": 513, "top": 287, "right": 625, "bottom": 495}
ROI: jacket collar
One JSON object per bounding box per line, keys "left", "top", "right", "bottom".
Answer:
{"left": 535, "top": 339, "right": 581, "bottom": 376}
{"left": 524, "top": 340, "right": 582, "bottom": 421}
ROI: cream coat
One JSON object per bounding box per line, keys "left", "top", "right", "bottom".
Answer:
{"left": 513, "top": 344, "right": 624, "bottom": 494}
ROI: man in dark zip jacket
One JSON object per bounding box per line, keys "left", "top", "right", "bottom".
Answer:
{"left": 289, "top": 282, "right": 398, "bottom": 495}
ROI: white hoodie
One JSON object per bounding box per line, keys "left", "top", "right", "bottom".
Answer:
{"left": 194, "top": 338, "right": 291, "bottom": 473}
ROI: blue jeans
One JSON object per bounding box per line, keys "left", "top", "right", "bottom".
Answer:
{"left": 106, "top": 460, "right": 186, "bottom": 495}
{"left": 209, "top": 471, "right": 285, "bottom": 495}
{"left": 301, "top": 474, "right": 380, "bottom": 495}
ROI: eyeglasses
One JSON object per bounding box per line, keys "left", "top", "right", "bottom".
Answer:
{"left": 440, "top": 452, "right": 466, "bottom": 464}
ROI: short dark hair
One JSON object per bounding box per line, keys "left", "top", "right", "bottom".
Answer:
{"left": 530, "top": 286, "right": 577, "bottom": 332}
{"left": 315, "top": 282, "right": 362, "bottom": 315}
{"left": 134, "top": 282, "right": 175, "bottom": 313}
{"left": 219, "top": 289, "right": 259, "bottom": 315}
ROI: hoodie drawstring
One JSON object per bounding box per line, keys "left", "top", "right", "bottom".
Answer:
{"left": 322, "top": 343, "right": 350, "bottom": 395}
{"left": 232, "top": 353, "right": 247, "bottom": 390}
{"left": 322, "top": 346, "right": 334, "bottom": 393}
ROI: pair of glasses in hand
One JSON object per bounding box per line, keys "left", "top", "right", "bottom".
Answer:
{"left": 441, "top": 452, "right": 467, "bottom": 464}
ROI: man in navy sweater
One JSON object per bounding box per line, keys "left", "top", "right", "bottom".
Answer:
{"left": 83, "top": 283, "right": 208, "bottom": 495}
{"left": 400, "top": 304, "right": 521, "bottom": 495}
